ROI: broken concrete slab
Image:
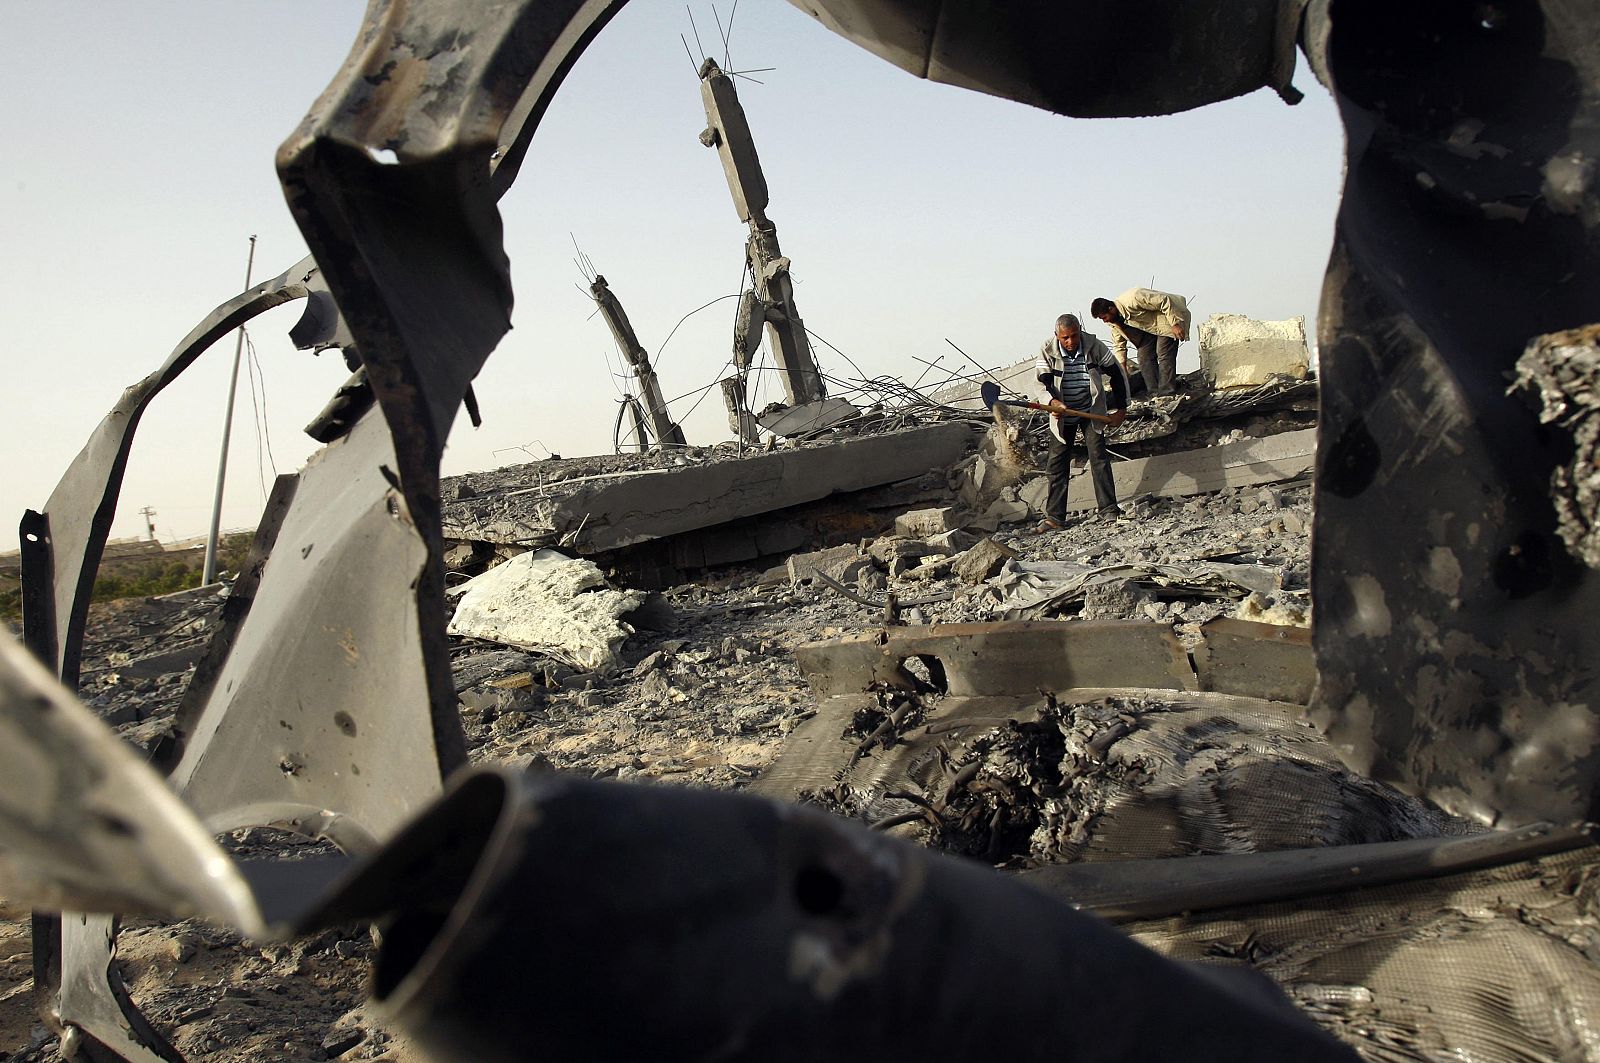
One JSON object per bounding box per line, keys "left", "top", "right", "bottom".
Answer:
{"left": 756, "top": 397, "right": 860, "bottom": 437}
{"left": 1194, "top": 617, "right": 1315, "bottom": 704}
{"left": 441, "top": 422, "right": 973, "bottom": 554}
{"left": 1017, "top": 476, "right": 1050, "bottom": 516}
{"left": 786, "top": 544, "right": 868, "bottom": 585}
{"left": 447, "top": 549, "right": 646, "bottom": 673}
{"left": 980, "top": 497, "right": 1032, "bottom": 527}
{"left": 894, "top": 506, "right": 961, "bottom": 539}
{"left": 795, "top": 620, "right": 1195, "bottom": 699}
{"left": 952, "top": 538, "right": 1017, "bottom": 584}
{"left": 1198, "top": 314, "right": 1310, "bottom": 390}
{"left": 1068, "top": 427, "right": 1316, "bottom": 512}
{"left": 926, "top": 529, "right": 979, "bottom": 554}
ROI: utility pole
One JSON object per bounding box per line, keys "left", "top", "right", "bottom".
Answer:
{"left": 202, "top": 235, "right": 257, "bottom": 585}
{"left": 139, "top": 507, "right": 157, "bottom": 542}
{"left": 697, "top": 58, "right": 827, "bottom": 410}
{"left": 589, "top": 274, "right": 687, "bottom": 449}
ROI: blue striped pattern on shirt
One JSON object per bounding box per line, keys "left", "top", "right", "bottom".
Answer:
{"left": 1036, "top": 340, "right": 1092, "bottom": 413}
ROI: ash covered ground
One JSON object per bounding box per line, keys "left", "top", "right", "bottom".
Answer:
{"left": 0, "top": 470, "right": 1314, "bottom": 1062}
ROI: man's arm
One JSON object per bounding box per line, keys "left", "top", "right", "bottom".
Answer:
{"left": 1108, "top": 325, "right": 1128, "bottom": 367}
{"left": 1035, "top": 342, "right": 1063, "bottom": 403}
{"left": 1094, "top": 343, "right": 1130, "bottom": 412}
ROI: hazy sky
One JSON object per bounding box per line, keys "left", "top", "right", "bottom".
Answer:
{"left": 0, "top": 2, "right": 1345, "bottom": 553}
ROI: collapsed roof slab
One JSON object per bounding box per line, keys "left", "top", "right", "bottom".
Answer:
{"left": 442, "top": 422, "right": 974, "bottom": 554}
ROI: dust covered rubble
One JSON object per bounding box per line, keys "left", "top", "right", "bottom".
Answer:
{"left": 10, "top": 439, "right": 1315, "bottom": 1061}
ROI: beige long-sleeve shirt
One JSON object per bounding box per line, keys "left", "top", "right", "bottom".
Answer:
{"left": 1107, "top": 287, "right": 1192, "bottom": 364}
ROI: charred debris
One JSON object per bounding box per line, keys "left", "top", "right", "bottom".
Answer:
{"left": 5, "top": 3, "right": 1600, "bottom": 1063}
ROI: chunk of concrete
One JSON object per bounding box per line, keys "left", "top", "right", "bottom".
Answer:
{"left": 756, "top": 397, "right": 860, "bottom": 437}
{"left": 1198, "top": 314, "right": 1310, "bottom": 390}
{"left": 982, "top": 497, "right": 1032, "bottom": 526}
{"left": 952, "top": 537, "right": 1019, "bottom": 584}
{"left": 926, "top": 529, "right": 980, "bottom": 554}
{"left": 894, "top": 507, "right": 962, "bottom": 539}
{"left": 447, "top": 549, "right": 646, "bottom": 673}
{"left": 787, "top": 544, "right": 865, "bottom": 585}
{"left": 1018, "top": 476, "right": 1050, "bottom": 516}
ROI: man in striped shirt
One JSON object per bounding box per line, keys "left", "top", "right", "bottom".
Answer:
{"left": 1035, "top": 314, "right": 1130, "bottom": 531}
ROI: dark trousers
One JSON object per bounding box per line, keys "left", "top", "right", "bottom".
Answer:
{"left": 1046, "top": 418, "right": 1117, "bottom": 520}
{"left": 1122, "top": 324, "right": 1180, "bottom": 395}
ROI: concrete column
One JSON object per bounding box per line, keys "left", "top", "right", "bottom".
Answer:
{"left": 590, "top": 275, "right": 687, "bottom": 449}
{"left": 698, "top": 58, "right": 826, "bottom": 407}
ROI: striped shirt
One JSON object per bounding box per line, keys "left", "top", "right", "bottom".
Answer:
{"left": 1036, "top": 339, "right": 1096, "bottom": 414}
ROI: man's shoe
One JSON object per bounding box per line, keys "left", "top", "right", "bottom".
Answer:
{"left": 1034, "top": 517, "right": 1068, "bottom": 533}
{"left": 1098, "top": 506, "right": 1125, "bottom": 519}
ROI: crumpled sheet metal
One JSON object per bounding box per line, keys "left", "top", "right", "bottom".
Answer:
{"left": 296, "top": 769, "right": 1358, "bottom": 1063}
{"left": 0, "top": 633, "right": 255, "bottom": 931}
{"left": 785, "top": 0, "right": 1302, "bottom": 118}
{"left": 1125, "top": 840, "right": 1600, "bottom": 1061}
{"left": 1304, "top": 0, "right": 1600, "bottom": 827}
{"left": 24, "top": 254, "right": 331, "bottom": 691}
{"left": 1510, "top": 324, "right": 1600, "bottom": 569}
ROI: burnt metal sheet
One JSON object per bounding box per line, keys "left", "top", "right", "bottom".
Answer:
{"left": 58, "top": 915, "right": 181, "bottom": 1063}
{"left": 1304, "top": 0, "right": 1600, "bottom": 826}
{"left": 27, "top": 255, "right": 330, "bottom": 691}
{"left": 1024, "top": 821, "right": 1592, "bottom": 922}
{"left": 1196, "top": 616, "right": 1315, "bottom": 704}
{"left": 786, "top": 0, "right": 1299, "bottom": 118}
{"left": 793, "top": 619, "right": 1196, "bottom": 698}
{"left": 296, "top": 770, "right": 1358, "bottom": 1063}
{"left": 0, "top": 633, "right": 254, "bottom": 928}
{"left": 165, "top": 409, "right": 452, "bottom": 847}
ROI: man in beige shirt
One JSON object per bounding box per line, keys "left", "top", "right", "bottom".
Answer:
{"left": 1090, "top": 288, "right": 1191, "bottom": 397}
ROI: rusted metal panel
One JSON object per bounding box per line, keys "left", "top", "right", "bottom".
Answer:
{"left": 1195, "top": 617, "right": 1315, "bottom": 704}
{"left": 794, "top": 619, "right": 1196, "bottom": 698}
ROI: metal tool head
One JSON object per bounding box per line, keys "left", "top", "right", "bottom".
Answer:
{"left": 980, "top": 381, "right": 1001, "bottom": 410}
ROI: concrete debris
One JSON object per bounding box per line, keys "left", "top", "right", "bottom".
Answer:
{"left": 1198, "top": 314, "right": 1311, "bottom": 390}
{"left": 925, "top": 528, "right": 979, "bottom": 554}
{"left": 1232, "top": 591, "right": 1310, "bottom": 627}
{"left": 786, "top": 543, "right": 872, "bottom": 586}
{"left": 1510, "top": 323, "right": 1600, "bottom": 567}
{"left": 447, "top": 549, "right": 647, "bottom": 673}
{"left": 977, "top": 497, "right": 1032, "bottom": 529}
{"left": 755, "top": 397, "right": 860, "bottom": 437}
{"left": 987, "top": 559, "right": 1287, "bottom": 621}
{"left": 952, "top": 537, "right": 1018, "bottom": 584}
{"left": 441, "top": 422, "right": 974, "bottom": 555}
{"left": 894, "top": 506, "right": 962, "bottom": 538}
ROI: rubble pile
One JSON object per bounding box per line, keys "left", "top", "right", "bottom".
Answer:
{"left": 6, "top": 388, "right": 1335, "bottom": 1060}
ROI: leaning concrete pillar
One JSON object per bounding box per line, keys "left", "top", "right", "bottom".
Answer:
{"left": 698, "top": 58, "right": 826, "bottom": 406}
